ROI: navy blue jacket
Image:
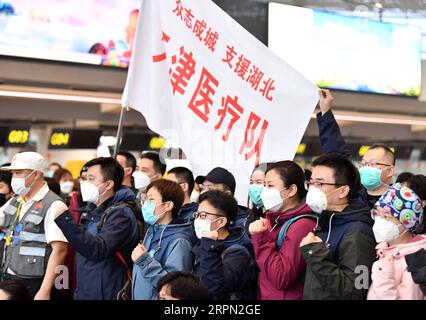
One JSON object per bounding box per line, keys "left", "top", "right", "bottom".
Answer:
{"left": 234, "top": 205, "right": 250, "bottom": 231}
{"left": 301, "top": 199, "right": 377, "bottom": 299}
{"left": 55, "top": 186, "right": 139, "bottom": 300}
{"left": 179, "top": 202, "right": 198, "bottom": 222}
{"left": 192, "top": 226, "right": 258, "bottom": 300}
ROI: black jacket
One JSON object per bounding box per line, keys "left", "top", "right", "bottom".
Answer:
{"left": 405, "top": 249, "right": 426, "bottom": 295}
{"left": 301, "top": 199, "right": 377, "bottom": 300}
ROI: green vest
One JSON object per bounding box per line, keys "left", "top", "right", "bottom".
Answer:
{"left": 1, "top": 190, "right": 63, "bottom": 278}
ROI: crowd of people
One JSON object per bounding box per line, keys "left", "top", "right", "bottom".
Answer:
{"left": 0, "top": 90, "right": 424, "bottom": 300}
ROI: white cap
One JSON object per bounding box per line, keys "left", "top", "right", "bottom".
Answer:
{"left": 0, "top": 152, "right": 46, "bottom": 172}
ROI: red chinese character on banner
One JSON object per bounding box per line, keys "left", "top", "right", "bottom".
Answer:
{"left": 173, "top": 0, "right": 184, "bottom": 20}
{"left": 152, "top": 32, "right": 171, "bottom": 63}
{"left": 188, "top": 67, "right": 219, "bottom": 123}
{"left": 246, "top": 65, "right": 264, "bottom": 90}
{"left": 184, "top": 8, "right": 194, "bottom": 29}
{"left": 222, "top": 45, "right": 237, "bottom": 69}
{"left": 234, "top": 54, "right": 251, "bottom": 80}
{"left": 203, "top": 28, "right": 219, "bottom": 52}
{"left": 214, "top": 96, "right": 244, "bottom": 141}
{"left": 239, "top": 112, "right": 269, "bottom": 166}
{"left": 169, "top": 46, "right": 197, "bottom": 95}
{"left": 259, "top": 77, "right": 275, "bottom": 101}
{"left": 193, "top": 19, "right": 207, "bottom": 41}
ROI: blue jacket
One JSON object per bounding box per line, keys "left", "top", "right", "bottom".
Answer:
{"left": 234, "top": 205, "right": 250, "bottom": 231}
{"left": 192, "top": 226, "right": 258, "bottom": 300}
{"left": 179, "top": 202, "right": 198, "bottom": 222}
{"left": 132, "top": 217, "right": 194, "bottom": 300}
{"left": 55, "top": 186, "right": 139, "bottom": 300}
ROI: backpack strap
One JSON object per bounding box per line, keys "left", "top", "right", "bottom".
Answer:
{"left": 277, "top": 214, "right": 318, "bottom": 251}
{"left": 116, "top": 251, "right": 132, "bottom": 283}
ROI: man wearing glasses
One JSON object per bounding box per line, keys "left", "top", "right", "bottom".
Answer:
{"left": 300, "top": 153, "right": 376, "bottom": 300}
{"left": 316, "top": 89, "right": 395, "bottom": 209}
{"left": 192, "top": 190, "right": 257, "bottom": 300}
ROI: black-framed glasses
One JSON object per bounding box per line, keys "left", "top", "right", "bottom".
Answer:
{"left": 359, "top": 161, "right": 392, "bottom": 168}
{"left": 304, "top": 180, "right": 344, "bottom": 190}
{"left": 193, "top": 211, "right": 225, "bottom": 219}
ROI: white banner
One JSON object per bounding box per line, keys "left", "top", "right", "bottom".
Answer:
{"left": 122, "top": 0, "right": 319, "bottom": 204}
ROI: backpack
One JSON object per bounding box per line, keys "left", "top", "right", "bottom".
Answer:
{"left": 276, "top": 214, "right": 318, "bottom": 251}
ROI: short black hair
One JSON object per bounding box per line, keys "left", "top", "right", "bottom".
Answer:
{"left": 84, "top": 157, "right": 124, "bottom": 192}
{"left": 157, "top": 272, "right": 209, "bottom": 300}
{"left": 167, "top": 167, "right": 195, "bottom": 196}
{"left": 0, "top": 280, "right": 31, "bottom": 300}
{"left": 406, "top": 174, "right": 426, "bottom": 201}
{"left": 117, "top": 151, "right": 137, "bottom": 173}
{"left": 0, "top": 163, "right": 12, "bottom": 189}
{"left": 367, "top": 144, "right": 395, "bottom": 165}
{"left": 267, "top": 161, "right": 307, "bottom": 199}
{"left": 396, "top": 172, "right": 415, "bottom": 184}
{"left": 49, "top": 162, "right": 62, "bottom": 170}
{"left": 140, "top": 151, "right": 166, "bottom": 176}
{"left": 311, "top": 153, "right": 361, "bottom": 200}
{"left": 45, "top": 177, "right": 61, "bottom": 196}
{"left": 198, "top": 190, "right": 238, "bottom": 227}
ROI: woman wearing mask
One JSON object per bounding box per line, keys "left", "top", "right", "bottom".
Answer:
{"left": 0, "top": 166, "right": 15, "bottom": 208}
{"left": 368, "top": 183, "right": 425, "bottom": 300}
{"left": 132, "top": 179, "right": 194, "bottom": 300}
{"left": 247, "top": 164, "right": 267, "bottom": 222}
{"left": 248, "top": 161, "right": 317, "bottom": 300}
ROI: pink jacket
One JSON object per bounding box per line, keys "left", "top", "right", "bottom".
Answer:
{"left": 367, "top": 235, "right": 426, "bottom": 300}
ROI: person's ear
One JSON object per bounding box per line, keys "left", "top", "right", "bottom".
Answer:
{"left": 217, "top": 216, "right": 228, "bottom": 229}
{"left": 339, "top": 185, "right": 350, "bottom": 199}
{"left": 124, "top": 167, "right": 132, "bottom": 177}
{"left": 163, "top": 201, "right": 174, "bottom": 213}
{"left": 422, "top": 200, "right": 426, "bottom": 208}
{"left": 105, "top": 180, "right": 115, "bottom": 192}
{"left": 180, "top": 182, "right": 188, "bottom": 194}
{"left": 287, "top": 184, "right": 298, "bottom": 198}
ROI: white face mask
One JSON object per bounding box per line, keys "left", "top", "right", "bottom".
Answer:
{"left": 372, "top": 216, "right": 403, "bottom": 243}
{"left": 190, "top": 190, "right": 200, "bottom": 203}
{"left": 80, "top": 181, "right": 106, "bottom": 203}
{"left": 306, "top": 187, "right": 328, "bottom": 214}
{"left": 194, "top": 218, "right": 221, "bottom": 239}
{"left": 132, "top": 171, "right": 151, "bottom": 190}
{"left": 11, "top": 171, "right": 36, "bottom": 196}
{"left": 60, "top": 181, "right": 74, "bottom": 194}
{"left": 260, "top": 187, "right": 287, "bottom": 212}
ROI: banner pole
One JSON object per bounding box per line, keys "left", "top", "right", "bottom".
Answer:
{"left": 113, "top": 106, "right": 126, "bottom": 158}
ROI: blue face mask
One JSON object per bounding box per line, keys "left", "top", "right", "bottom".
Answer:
{"left": 359, "top": 166, "right": 383, "bottom": 190}
{"left": 248, "top": 184, "right": 264, "bottom": 207}
{"left": 142, "top": 201, "right": 159, "bottom": 225}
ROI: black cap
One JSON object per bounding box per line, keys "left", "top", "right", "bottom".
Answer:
{"left": 196, "top": 167, "right": 236, "bottom": 194}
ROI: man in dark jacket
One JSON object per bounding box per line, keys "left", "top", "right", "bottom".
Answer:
{"left": 316, "top": 89, "right": 395, "bottom": 209}
{"left": 167, "top": 167, "right": 198, "bottom": 222}
{"left": 300, "top": 153, "right": 376, "bottom": 300}
{"left": 54, "top": 157, "right": 139, "bottom": 300}
{"left": 197, "top": 167, "right": 250, "bottom": 231}
{"left": 192, "top": 190, "right": 257, "bottom": 300}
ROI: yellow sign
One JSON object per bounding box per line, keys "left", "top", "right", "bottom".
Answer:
{"left": 149, "top": 137, "right": 166, "bottom": 149}
{"left": 8, "top": 130, "right": 29, "bottom": 144}
{"left": 50, "top": 132, "right": 70, "bottom": 146}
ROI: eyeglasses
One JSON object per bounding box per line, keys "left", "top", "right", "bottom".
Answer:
{"left": 304, "top": 180, "right": 344, "bottom": 190}
{"left": 359, "top": 161, "right": 392, "bottom": 168}
{"left": 193, "top": 211, "right": 225, "bottom": 219}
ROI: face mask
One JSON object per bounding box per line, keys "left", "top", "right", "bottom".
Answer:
{"left": 359, "top": 167, "right": 383, "bottom": 190}
{"left": 306, "top": 187, "right": 328, "bottom": 214}
{"left": 142, "top": 201, "right": 167, "bottom": 225}
{"left": 190, "top": 190, "right": 200, "bottom": 203}
{"left": 80, "top": 181, "right": 106, "bottom": 203}
{"left": 249, "top": 184, "right": 264, "bottom": 207}
{"left": 132, "top": 171, "right": 151, "bottom": 190}
{"left": 0, "top": 193, "right": 7, "bottom": 207}
{"left": 261, "top": 187, "right": 287, "bottom": 212}
{"left": 11, "top": 171, "right": 35, "bottom": 196}
{"left": 372, "top": 216, "right": 403, "bottom": 243}
{"left": 60, "top": 181, "right": 74, "bottom": 194}
{"left": 194, "top": 217, "right": 222, "bottom": 239}
{"left": 46, "top": 170, "right": 54, "bottom": 178}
